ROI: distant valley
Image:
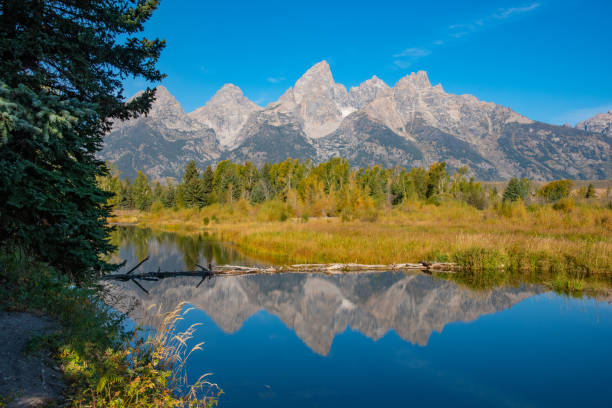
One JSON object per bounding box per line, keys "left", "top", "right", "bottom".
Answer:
{"left": 101, "top": 61, "right": 612, "bottom": 181}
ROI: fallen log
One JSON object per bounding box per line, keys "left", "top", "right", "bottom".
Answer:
{"left": 102, "top": 261, "right": 459, "bottom": 282}
{"left": 213, "top": 262, "right": 459, "bottom": 275}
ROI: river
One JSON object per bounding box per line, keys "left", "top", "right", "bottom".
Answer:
{"left": 104, "top": 227, "right": 612, "bottom": 407}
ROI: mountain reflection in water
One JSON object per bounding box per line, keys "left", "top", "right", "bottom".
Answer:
{"left": 106, "top": 227, "right": 542, "bottom": 355}
{"left": 104, "top": 227, "right": 612, "bottom": 408}
{"left": 109, "top": 272, "right": 542, "bottom": 356}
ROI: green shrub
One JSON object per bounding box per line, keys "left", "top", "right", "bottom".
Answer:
{"left": 538, "top": 179, "right": 573, "bottom": 203}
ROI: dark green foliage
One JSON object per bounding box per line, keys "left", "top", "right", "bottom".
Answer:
{"left": 201, "top": 165, "right": 215, "bottom": 205}
{"left": 119, "top": 177, "right": 135, "bottom": 209}
{"left": 180, "top": 161, "right": 206, "bottom": 208}
{"left": 161, "top": 180, "right": 177, "bottom": 208}
{"left": 250, "top": 180, "right": 269, "bottom": 204}
{"left": 0, "top": 0, "right": 164, "bottom": 281}
{"left": 214, "top": 160, "right": 243, "bottom": 203}
{"left": 585, "top": 183, "right": 597, "bottom": 199}
{"left": 502, "top": 178, "right": 531, "bottom": 203}
{"left": 357, "top": 165, "right": 387, "bottom": 201}
{"left": 538, "top": 180, "right": 573, "bottom": 203}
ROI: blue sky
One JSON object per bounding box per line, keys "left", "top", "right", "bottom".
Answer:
{"left": 124, "top": 0, "right": 612, "bottom": 125}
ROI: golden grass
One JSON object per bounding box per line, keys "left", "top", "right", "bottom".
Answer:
{"left": 110, "top": 200, "right": 612, "bottom": 277}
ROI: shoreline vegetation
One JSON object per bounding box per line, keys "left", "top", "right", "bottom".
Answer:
{"left": 103, "top": 158, "right": 612, "bottom": 297}
{"left": 0, "top": 1, "right": 223, "bottom": 405}
{"left": 0, "top": 249, "right": 221, "bottom": 407}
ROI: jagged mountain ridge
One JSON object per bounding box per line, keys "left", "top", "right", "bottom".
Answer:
{"left": 188, "top": 84, "right": 262, "bottom": 150}
{"left": 100, "top": 61, "right": 612, "bottom": 180}
{"left": 103, "top": 86, "right": 221, "bottom": 180}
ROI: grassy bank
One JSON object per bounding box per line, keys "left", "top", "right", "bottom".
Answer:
{"left": 0, "top": 248, "right": 219, "bottom": 407}
{"left": 110, "top": 199, "right": 612, "bottom": 294}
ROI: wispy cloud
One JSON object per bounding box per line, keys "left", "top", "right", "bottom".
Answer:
{"left": 449, "top": 3, "right": 540, "bottom": 37}
{"left": 393, "top": 3, "right": 541, "bottom": 69}
{"left": 393, "top": 47, "right": 431, "bottom": 59}
{"left": 267, "top": 76, "right": 286, "bottom": 84}
{"left": 393, "top": 48, "right": 432, "bottom": 68}
{"left": 494, "top": 3, "right": 540, "bottom": 20}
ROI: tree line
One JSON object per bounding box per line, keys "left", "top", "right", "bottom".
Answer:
{"left": 99, "top": 158, "right": 606, "bottom": 222}
{"left": 98, "top": 158, "right": 603, "bottom": 221}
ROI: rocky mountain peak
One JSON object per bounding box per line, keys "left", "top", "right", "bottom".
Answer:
{"left": 396, "top": 70, "right": 432, "bottom": 90}
{"left": 365, "top": 75, "right": 386, "bottom": 86}
{"left": 277, "top": 60, "right": 351, "bottom": 139}
{"left": 148, "top": 85, "right": 185, "bottom": 117}
{"left": 300, "top": 60, "right": 333, "bottom": 79}
{"left": 189, "top": 83, "right": 261, "bottom": 149}
{"left": 213, "top": 83, "right": 249, "bottom": 100}
{"left": 121, "top": 85, "right": 202, "bottom": 134}
{"left": 293, "top": 60, "right": 343, "bottom": 104}
{"left": 349, "top": 75, "right": 392, "bottom": 109}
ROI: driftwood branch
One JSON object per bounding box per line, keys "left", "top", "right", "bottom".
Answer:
{"left": 126, "top": 256, "right": 149, "bottom": 275}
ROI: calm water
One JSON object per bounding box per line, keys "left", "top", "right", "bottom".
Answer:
{"left": 106, "top": 227, "right": 612, "bottom": 407}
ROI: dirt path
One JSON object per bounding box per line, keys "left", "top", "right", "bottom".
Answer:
{"left": 0, "top": 312, "right": 65, "bottom": 407}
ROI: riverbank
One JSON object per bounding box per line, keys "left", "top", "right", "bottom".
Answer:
{"left": 109, "top": 200, "right": 612, "bottom": 294}
{"left": 0, "top": 312, "right": 64, "bottom": 407}
{"left": 0, "top": 248, "right": 219, "bottom": 407}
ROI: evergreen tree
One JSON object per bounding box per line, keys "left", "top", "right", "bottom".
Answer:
{"left": 250, "top": 180, "right": 269, "bottom": 204}
{"left": 121, "top": 177, "right": 135, "bottom": 210}
{"left": 181, "top": 160, "right": 205, "bottom": 208}
{"left": 585, "top": 183, "right": 597, "bottom": 199}
{"left": 213, "top": 160, "right": 242, "bottom": 203}
{"left": 503, "top": 178, "right": 531, "bottom": 203}
{"left": 161, "top": 179, "right": 177, "bottom": 208}
{"left": 201, "top": 165, "right": 214, "bottom": 206}
{"left": 0, "top": 0, "right": 164, "bottom": 280}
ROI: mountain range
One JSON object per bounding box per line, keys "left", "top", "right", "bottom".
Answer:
{"left": 101, "top": 61, "right": 612, "bottom": 181}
